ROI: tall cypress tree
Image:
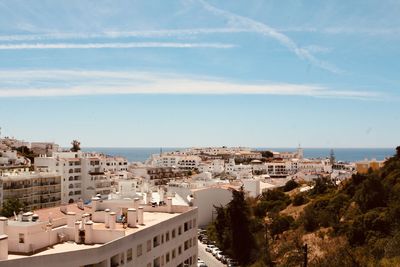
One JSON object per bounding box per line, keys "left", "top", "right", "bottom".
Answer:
{"left": 228, "top": 187, "right": 255, "bottom": 265}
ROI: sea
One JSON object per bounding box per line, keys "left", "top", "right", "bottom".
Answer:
{"left": 82, "top": 147, "right": 396, "bottom": 163}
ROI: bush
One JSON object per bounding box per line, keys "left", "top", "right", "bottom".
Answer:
{"left": 283, "top": 180, "right": 299, "bottom": 192}
{"left": 270, "top": 215, "right": 294, "bottom": 237}
{"left": 293, "top": 193, "right": 308, "bottom": 206}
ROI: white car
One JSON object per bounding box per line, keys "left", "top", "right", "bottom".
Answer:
{"left": 211, "top": 247, "right": 221, "bottom": 257}
{"left": 205, "top": 245, "right": 215, "bottom": 253}
{"left": 197, "top": 260, "right": 207, "bottom": 267}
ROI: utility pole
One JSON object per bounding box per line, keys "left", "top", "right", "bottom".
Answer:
{"left": 303, "top": 243, "right": 308, "bottom": 267}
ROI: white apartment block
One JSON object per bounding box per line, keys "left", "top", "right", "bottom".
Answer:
{"left": 197, "top": 159, "right": 225, "bottom": 174}
{"left": 0, "top": 198, "right": 198, "bottom": 267}
{"left": 149, "top": 155, "right": 201, "bottom": 170}
{"left": 35, "top": 151, "right": 125, "bottom": 204}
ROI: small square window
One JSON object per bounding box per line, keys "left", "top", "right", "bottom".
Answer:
{"left": 19, "top": 233, "right": 24, "bottom": 243}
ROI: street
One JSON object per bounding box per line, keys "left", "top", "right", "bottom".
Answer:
{"left": 198, "top": 240, "right": 226, "bottom": 267}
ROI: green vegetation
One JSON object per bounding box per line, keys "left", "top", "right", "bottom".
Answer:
{"left": 283, "top": 179, "right": 299, "bottom": 192}
{"left": 0, "top": 198, "right": 25, "bottom": 217}
{"left": 70, "top": 139, "right": 81, "bottom": 152}
{"left": 207, "top": 147, "right": 400, "bottom": 266}
{"left": 13, "top": 145, "right": 36, "bottom": 164}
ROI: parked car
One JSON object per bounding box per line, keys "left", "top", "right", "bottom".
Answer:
{"left": 205, "top": 245, "right": 215, "bottom": 253}
{"left": 216, "top": 251, "right": 226, "bottom": 261}
{"left": 227, "top": 259, "right": 240, "bottom": 267}
{"left": 211, "top": 247, "right": 221, "bottom": 257}
{"left": 197, "top": 259, "right": 208, "bottom": 267}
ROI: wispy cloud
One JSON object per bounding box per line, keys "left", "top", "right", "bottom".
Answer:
{"left": 0, "top": 70, "right": 379, "bottom": 100}
{"left": 197, "top": 0, "right": 342, "bottom": 74}
{"left": 0, "top": 42, "right": 235, "bottom": 50}
{"left": 0, "top": 28, "right": 249, "bottom": 42}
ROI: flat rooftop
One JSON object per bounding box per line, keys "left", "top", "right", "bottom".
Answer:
{"left": 8, "top": 210, "right": 181, "bottom": 260}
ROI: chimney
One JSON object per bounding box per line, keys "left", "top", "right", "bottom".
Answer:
{"left": 77, "top": 199, "right": 84, "bottom": 210}
{"left": 67, "top": 212, "right": 76, "bottom": 227}
{"left": 104, "top": 209, "right": 110, "bottom": 228}
{"left": 166, "top": 197, "right": 173, "bottom": 213}
{"left": 84, "top": 221, "right": 93, "bottom": 245}
{"left": 109, "top": 212, "right": 116, "bottom": 230}
{"left": 127, "top": 208, "right": 137, "bottom": 228}
{"left": 91, "top": 197, "right": 100, "bottom": 211}
{"left": 133, "top": 198, "right": 140, "bottom": 210}
{"left": 146, "top": 191, "right": 151, "bottom": 205}
{"left": 60, "top": 203, "right": 68, "bottom": 214}
{"left": 82, "top": 213, "right": 90, "bottom": 224}
{"left": 0, "top": 235, "right": 8, "bottom": 260}
{"left": 74, "top": 221, "right": 80, "bottom": 243}
{"left": 0, "top": 217, "right": 8, "bottom": 235}
{"left": 138, "top": 207, "right": 144, "bottom": 225}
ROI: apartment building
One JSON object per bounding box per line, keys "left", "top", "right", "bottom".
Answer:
{"left": 34, "top": 151, "right": 119, "bottom": 203}
{"left": 0, "top": 197, "right": 198, "bottom": 267}
{"left": 0, "top": 171, "right": 61, "bottom": 210}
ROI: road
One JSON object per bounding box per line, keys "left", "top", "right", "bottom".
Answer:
{"left": 198, "top": 240, "right": 226, "bottom": 267}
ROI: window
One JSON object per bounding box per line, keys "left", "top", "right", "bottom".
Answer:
{"left": 147, "top": 240, "right": 151, "bottom": 252}
{"left": 137, "top": 244, "right": 143, "bottom": 257}
{"left": 172, "top": 229, "right": 176, "bottom": 239}
{"left": 184, "top": 222, "right": 189, "bottom": 232}
{"left": 153, "top": 257, "right": 160, "bottom": 267}
{"left": 127, "top": 248, "right": 133, "bottom": 262}
{"left": 166, "top": 231, "right": 170, "bottom": 242}
{"left": 153, "top": 235, "right": 160, "bottom": 248}
{"left": 166, "top": 252, "right": 170, "bottom": 263}
{"left": 161, "top": 234, "right": 164, "bottom": 244}
{"left": 178, "top": 245, "right": 182, "bottom": 255}
{"left": 19, "top": 233, "right": 24, "bottom": 243}
{"left": 178, "top": 226, "right": 182, "bottom": 235}
{"left": 172, "top": 249, "right": 176, "bottom": 259}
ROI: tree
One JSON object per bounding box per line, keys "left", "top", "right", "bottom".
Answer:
{"left": 283, "top": 179, "right": 299, "bottom": 192}
{"left": 261, "top": 151, "right": 274, "bottom": 158}
{"left": 228, "top": 188, "right": 256, "bottom": 265}
{"left": 270, "top": 215, "right": 294, "bottom": 238}
{"left": 0, "top": 198, "right": 25, "bottom": 217}
{"left": 396, "top": 146, "right": 400, "bottom": 158}
{"left": 354, "top": 175, "right": 386, "bottom": 212}
{"left": 213, "top": 205, "right": 230, "bottom": 250}
{"left": 70, "top": 140, "right": 81, "bottom": 152}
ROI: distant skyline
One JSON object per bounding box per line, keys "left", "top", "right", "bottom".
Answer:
{"left": 0, "top": 1, "right": 399, "bottom": 147}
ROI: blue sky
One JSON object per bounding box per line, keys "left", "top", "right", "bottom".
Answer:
{"left": 0, "top": 0, "right": 399, "bottom": 147}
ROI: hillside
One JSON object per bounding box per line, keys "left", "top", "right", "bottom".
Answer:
{"left": 208, "top": 147, "right": 400, "bottom": 266}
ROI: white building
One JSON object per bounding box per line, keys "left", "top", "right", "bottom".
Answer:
{"left": 0, "top": 198, "right": 198, "bottom": 267}
{"left": 242, "top": 177, "right": 276, "bottom": 198}
{"left": 34, "top": 151, "right": 125, "bottom": 204}
{"left": 0, "top": 150, "right": 29, "bottom": 167}
{"left": 197, "top": 159, "right": 225, "bottom": 174}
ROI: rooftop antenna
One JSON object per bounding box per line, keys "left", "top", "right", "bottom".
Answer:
{"left": 160, "top": 147, "right": 163, "bottom": 156}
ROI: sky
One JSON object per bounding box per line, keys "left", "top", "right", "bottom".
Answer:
{"left": 0, "top": 0, "right": 399, "bottom": 148}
